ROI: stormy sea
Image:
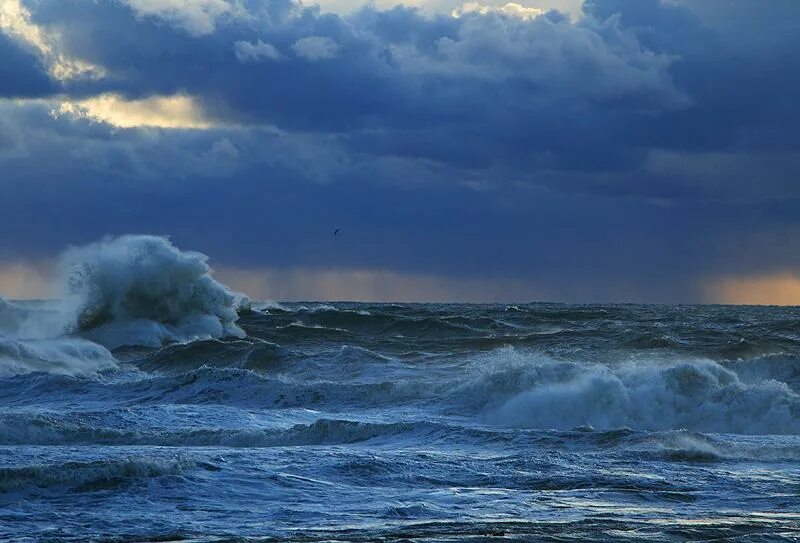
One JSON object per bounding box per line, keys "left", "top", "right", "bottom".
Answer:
{"left": 1, "top": 236, "right": 799, "bottom": 542}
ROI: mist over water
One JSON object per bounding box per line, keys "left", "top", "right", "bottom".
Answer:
{"left": 1, "top": 236, "right": 799, "bottom": 541}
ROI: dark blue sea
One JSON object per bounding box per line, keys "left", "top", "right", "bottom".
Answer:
{"left": 1, "top": 237, "right": 799, "bottom": 542}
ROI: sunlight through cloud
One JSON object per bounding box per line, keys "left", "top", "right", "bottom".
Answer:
{"left": 0, "top": 0, "right": 103, "bottom": 80}
{"left": 452, "top": 2, "right": 544, "bottom": 19}
{"left": 55, "top": 94, "right": 214, "bottom": 129}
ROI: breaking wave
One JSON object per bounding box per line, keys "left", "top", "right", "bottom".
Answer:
{"left": 472, "top": 349, "right": 800, "bottom": 435}
{"left": 0, "top": 336, "right": 116, "bottom": 377}
{"left": 59, "top": 235, "right": 247, "bottom": 349}
{"left": 0, "top": 235, "right": 249, "bottom": 374}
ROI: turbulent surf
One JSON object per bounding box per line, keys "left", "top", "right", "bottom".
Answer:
{"left": 1, "top": 236, "right": 799, "bottom": 541}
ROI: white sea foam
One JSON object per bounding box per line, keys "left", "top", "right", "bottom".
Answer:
{"left": 0, "top": 336, "right": 117, "bottom": 377}
{"left": 58, "top": 235, "right": 246, "bottom": 349}
{"left": 0, "top": 298, "right": 117, "bottom": 376}
{"left": 472, "top": 348, "right": 800, "bottom": 435}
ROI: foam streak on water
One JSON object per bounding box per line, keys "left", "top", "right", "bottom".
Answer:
{"left": 1, "top": 237, "right": 800, "bottom": 542}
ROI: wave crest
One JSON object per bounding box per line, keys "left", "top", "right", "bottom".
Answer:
{"left": 59, "top": 235, "right": 246, "bottom": 349}
{"left": 477, "top": 350, "right": 800, "bottom": 435}
{"left": 0, "top": 336, "right": 116, "bottom": 377}
{"left": 0, "top": 457, "right": 199, "bottom": 493}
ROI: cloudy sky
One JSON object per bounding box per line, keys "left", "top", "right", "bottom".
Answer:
{"left": 0, "top": 0, "right": 798, "bottom": 303}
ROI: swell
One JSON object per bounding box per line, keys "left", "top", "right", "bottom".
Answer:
{"left": 4, "top": 347, "right": 800, "bottom": 436}
{"left": 242, "top": 304, "right": 800, "bottom": 361}
{"left": 0, "top": 415, "right": 497, "bottom": 448}
{"left": 0, "top": 366, "right": 435, "bottom": 410}
{"left": 131, "top": 338, "right": 292, "bottom": 373}
{"left": 247, "top": 312, "right": 486, "bottom": 344}
{"left": 0, "top": 457, "right": 201, "bottom": 493}
{"left": 4, "top": 408, "right": 800, "bottom": 465}
{"left": 6, "top": 288, "right": 800, "bottom": 377}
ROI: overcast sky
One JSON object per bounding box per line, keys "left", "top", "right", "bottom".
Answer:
{"left": 0, "top": 0, "right": 799, "bottom": 303}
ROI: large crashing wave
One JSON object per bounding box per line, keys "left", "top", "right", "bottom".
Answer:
{"left": 58, "top": 235, "right": 247, "bottom": 349}
{"left": 0, "top": 235, "right": 248, "bottom": 374}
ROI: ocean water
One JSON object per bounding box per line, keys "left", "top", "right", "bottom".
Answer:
{"left": 1, "top": 236, "right": 800, "bottom": 542}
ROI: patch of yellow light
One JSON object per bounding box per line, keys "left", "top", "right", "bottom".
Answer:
{"left": 0, "top": 0, "right": 103, "bottom": 80}
{"left": 0, "top": 0, "right": 48, "bottom": 55}
{"left": 452, "top": 2, "right": 543, "bottom": 19}
{"left": 56, "top": 94, "right": 214, "bottom": 129}
{"left": 707, "top": 273, "right": 800, "bottom": 306}
{"left": 0, "top": 263, "right": 53, "bottom": 300}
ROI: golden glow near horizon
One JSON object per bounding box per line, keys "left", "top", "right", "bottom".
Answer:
{"left": 0, "top": 263, "right": 53, "bottom": 300}
{"left": 708, "top": 273, "right": 800, "bottom": 306}
{"left": 6, "top": 259, "right": 800, "bottom": 305}
{"left": 213, "top": 266, "right": 548, "bottom": 303}
{"left": 0, "top": 261, "right": 547, "bottom": 303}
{"left": 0, "top": 0, "right": 104, "bottom": 80}
{"left": 55, "top": 94, "right": 214, "bottom": 129}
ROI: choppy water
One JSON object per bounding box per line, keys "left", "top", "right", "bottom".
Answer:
{"left": 1, "top": 237, "right": 800, "bottom": 542}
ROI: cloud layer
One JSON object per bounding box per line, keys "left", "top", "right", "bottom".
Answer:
{"left": 0, "top": 0, "right": 798, "bottom": 302}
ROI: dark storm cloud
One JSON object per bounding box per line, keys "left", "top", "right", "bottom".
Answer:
{"left": 23, "top": 0, "right": 687, "bottom": 174}
{"left": 2, "top": 100, "right": 799, "bottom": 301}
{"left": 0, "top": 31, "right": 56, "bottom": 97}
{"left": 15, "top": 0, "right": 795, "bottom": 190}
{"left": 585, "top": 0, "right": 800, "bottom": 153}
{"left": 0, "top": 0, "right": 799, "bottom": 301}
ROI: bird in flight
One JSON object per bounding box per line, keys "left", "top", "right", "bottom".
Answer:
{"left": 334, "top": 229, "right": 340, "bottom": 237}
